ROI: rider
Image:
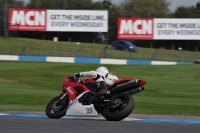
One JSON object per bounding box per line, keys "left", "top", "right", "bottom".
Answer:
{"left": 74, "top": 66, "right": 118, "bottom": 96}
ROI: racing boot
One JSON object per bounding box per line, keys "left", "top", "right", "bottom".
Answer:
{"left": 97, "top": 81, "right": 110, "bottom": 96}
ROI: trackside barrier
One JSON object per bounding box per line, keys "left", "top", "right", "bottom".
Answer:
{"left": 0, "top": 55, "right": 193, "bottom": 65}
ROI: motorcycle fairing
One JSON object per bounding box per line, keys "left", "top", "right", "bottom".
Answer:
{"left": 65, "top": 92, "right": 99, "bottom": 117}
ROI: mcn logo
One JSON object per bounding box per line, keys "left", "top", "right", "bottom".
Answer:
{"left": 9, "top": 9, "right": 46, "bottom": 31}
{"left": 118, "top": 18, "right": 154, "bottom": 40}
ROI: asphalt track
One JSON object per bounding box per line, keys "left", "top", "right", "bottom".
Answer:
{"left": 0, "top": 113, "right": 200, "bottom": 133}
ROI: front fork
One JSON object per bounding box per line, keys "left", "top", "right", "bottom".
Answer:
{"left": 58, "top": 92, "right": 68, "bottom": 106}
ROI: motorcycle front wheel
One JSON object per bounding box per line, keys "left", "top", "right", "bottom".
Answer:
{"left": 101, "top": 93, "right": 134, "bottom": 121}
{"left": 45, "top": 95, "right": 69, "bottom": 119}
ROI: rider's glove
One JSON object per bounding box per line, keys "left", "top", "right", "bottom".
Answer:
{"left": 74, "top": 73, "right": 81, "bottom": 79}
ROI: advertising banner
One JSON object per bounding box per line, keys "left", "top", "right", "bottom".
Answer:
{"left": 47, "top": 10, "right": 108, "bottom": 32}
{"left": 117, "top": 18, "right": 154, "bottom": 40}
{"left": 154, "top": 19, "right": 200, "bottom": 40}
{"left": 118, "top": 18, "right": 200, "bottom": 40}
{"left": 9, "top": 8, "right": 108, "bottom": 32}
{"left": 9, "top": 8, "right": 47, "bottom": 31}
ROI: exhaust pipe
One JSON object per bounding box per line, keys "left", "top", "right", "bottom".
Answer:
{"left": 111, "top": 80, "right": 139, "bottom": 92}
{"left": 125, "top": 87, "right": 144, "bottom": 95}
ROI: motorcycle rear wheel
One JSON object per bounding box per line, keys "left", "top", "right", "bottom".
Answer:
{"left": 45, "top": 95, "right": 69, "bottom": 119}
{"left": 101, "top": 93, "right": 134, "bottom": 121}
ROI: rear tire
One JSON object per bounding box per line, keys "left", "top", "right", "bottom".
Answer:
{"left": 45, "top": 95, "right": 69, "bottom": 119}
{"left": 101, "top": 93, "right": 134, "bottom": 121}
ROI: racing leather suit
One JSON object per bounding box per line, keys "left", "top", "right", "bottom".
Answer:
{"left": 74, "top": 71, "right": 118, "bottom": 95}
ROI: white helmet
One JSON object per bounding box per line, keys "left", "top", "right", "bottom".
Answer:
{"left": 96, "top": 66, "right": 109, "bottom": 77}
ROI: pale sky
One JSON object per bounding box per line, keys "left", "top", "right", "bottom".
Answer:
{"left": 167, "top": 0, "right": 200, "bottom": 11}
{"left": 23, "top": 0, "right": 200, "bottom": 12}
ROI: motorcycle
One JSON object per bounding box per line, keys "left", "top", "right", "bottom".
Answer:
{"left": 45, "top": 76, "right": 146, "bottom": 121}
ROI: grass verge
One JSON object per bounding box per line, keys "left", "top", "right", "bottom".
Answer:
{"left": 0, "top": 61, "right": 200, "bottom": 115}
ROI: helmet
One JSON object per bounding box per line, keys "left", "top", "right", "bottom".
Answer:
{"left": 96, "top": 66, "right": 109, "bottom": 77}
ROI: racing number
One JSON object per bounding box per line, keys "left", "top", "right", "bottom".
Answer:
{"left": 86, "top": 108, "right": 92, "bottom": 114}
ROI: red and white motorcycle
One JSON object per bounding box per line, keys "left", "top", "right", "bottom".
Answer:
{"left": 45, "top": 76, "right": 146, "bottom": 121}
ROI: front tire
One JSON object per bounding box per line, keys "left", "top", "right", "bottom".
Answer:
{"left": 101, "top": 93, "right": 134, "bottom": 121}
{"left": 45, "top": 95, "right": 69, "bottom": 119}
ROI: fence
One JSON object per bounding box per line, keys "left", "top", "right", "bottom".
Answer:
{"left": 0, "top": 37, "right": 199, "bottom": 62}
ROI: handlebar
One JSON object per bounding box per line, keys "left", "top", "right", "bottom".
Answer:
{"left": 74, "top": 77, "right": 83, "bottom": 83}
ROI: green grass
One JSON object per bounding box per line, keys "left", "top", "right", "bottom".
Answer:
{"left": 0, "top": 61, "right": 200, "bottom": 115}
{"left": 0, "top": 37, "right": 199, "bottom": 62}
